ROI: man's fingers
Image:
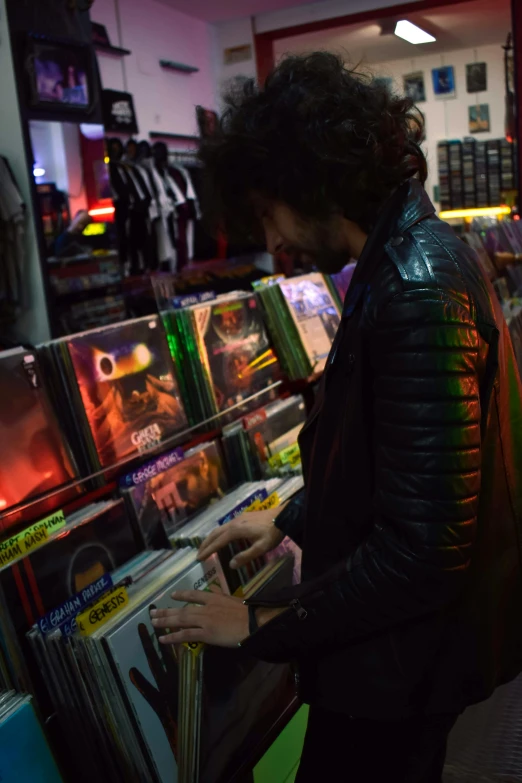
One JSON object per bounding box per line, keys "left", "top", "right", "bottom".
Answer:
{"left": 230, "top": 541, "right": 266, "bottom": 569}
{"left": 158, "top": 629, "right": 205, "bottom": 645}
{"left": 198, "top": 520, "right": 253, "bottom": 559}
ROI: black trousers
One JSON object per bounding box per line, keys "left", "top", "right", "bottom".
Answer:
{"left": 295, "top": 707, "right": 459, "bottom": 783}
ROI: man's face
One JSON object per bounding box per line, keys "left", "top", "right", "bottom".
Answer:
{"left": 254, "top": 197, "right": 350, "bottom": 274}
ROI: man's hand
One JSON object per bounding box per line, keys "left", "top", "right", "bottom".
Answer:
{"left": 150, "top": 586, "right": 249, "bottom": 648}
{"left": 197, "top": 508, "right": 285, "bottom": 568}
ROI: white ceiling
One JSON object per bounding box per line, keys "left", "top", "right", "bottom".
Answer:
{"left": 274, "top": 0, "right": 512, "bottom": 64}
{"left": 155, "top": 0, "right": 319, "bottom": 24}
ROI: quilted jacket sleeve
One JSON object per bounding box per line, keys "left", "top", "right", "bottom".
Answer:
{"left": 241, "top": 290, "right": 483, "bottom": 662}
{"left": 274, "top": 489, "right": 306, "bottom": 548}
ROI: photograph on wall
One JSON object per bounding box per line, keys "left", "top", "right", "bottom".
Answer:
{"left": 403, "top": 71, "right": 426, "bottom": 103}
{"left": 374, "top": 76, "right": 394, "bottom": 93}
{"left": 431, "top": 65, "right": 456, "bottom": 99}
{"left": 466, "top": 62, "right": 487, "bottom": 93}
{"left": 468, "top": 104, "right": 490, "bottom": 133}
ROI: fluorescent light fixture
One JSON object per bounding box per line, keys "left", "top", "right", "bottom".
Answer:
{"left": 395, "top": 20, "right": 436, "bottom": 44}
{"left": 33, "top": 167, "right": 45, "bottom": 177}
{"left": 88, "top": 206, "right": 115, "bottom": 217}
{"left": 439, "top": 206, "right": 511, "bottom": 220}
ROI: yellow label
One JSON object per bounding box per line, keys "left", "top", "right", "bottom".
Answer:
{"left": 256, "top": 492, "right": 281, "bottom": 511}
{"left": 0, "top": 510, "right": 66, "bottom": 568}
{"left": 267, "top": 454, "right": 282, "bottom": 470}
{"left": 77, "top": 585, "right": 129, "bottom": 636}
{"left": 183, "top": 640, "right": 204, "bottom": 656}
{"left": 279, "top": 443, "right": 301, "bottom": 467}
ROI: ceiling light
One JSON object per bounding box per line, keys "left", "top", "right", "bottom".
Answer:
{"left": 33, "top": 167, "right": 45, "bottom": 178}
{"left": 394, "top": 20, "right": 436, "bottom": 45}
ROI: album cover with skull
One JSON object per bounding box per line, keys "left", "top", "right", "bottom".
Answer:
{"left": 64, "top": 316, "right": 188, "bottom": 469}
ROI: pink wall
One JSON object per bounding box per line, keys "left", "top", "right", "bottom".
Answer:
{"left": 93, "top": 0, "right": 216, "bottom": 140}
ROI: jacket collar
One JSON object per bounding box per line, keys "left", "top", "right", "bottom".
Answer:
{"left": 396, "top": 178, "right": 436, "bottom": 234}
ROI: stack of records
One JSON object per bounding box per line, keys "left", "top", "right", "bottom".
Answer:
{"left": 0, "top": 348, "right": 79, "bottom": 534}
{"left": 163, "top": 292, "right": 280, "bottom": 426}
{"left": 172, "top": 476, "right": 303, "bottom": 594}
{"left": 462, "top": 232, "right": 497, "bottom": 281}
{"left": 121, "top": 439, "right": 228, "bottom": 549}
{"left": 27, "top": 549, "right": 295, "bottom": 783}
{"left": 0, "top": 692, "right": 62, "bottom": 782}
{"left": 255, "top": 273, "right": 340, "bottom": 379}
{"left": 0, "top": 499, "right": 141, "bottom": 695}
{"left": 39, "top": 316, "right": 188, "bottom": 475}
{"left": 222, "top": 395, "right": 306, "bottom": 484}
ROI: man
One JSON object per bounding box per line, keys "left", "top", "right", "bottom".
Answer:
{"left": 151, "top": 53, "right": 522, "bottom": 781}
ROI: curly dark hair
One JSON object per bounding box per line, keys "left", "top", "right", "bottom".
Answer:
{"left": 200, "top": 52, "right": 426, "bottom": 240}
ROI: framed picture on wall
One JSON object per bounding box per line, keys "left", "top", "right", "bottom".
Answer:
{"left": 466, "top": 62, "right": 487, "bottom": 93}
{"left": 403, "top": 72, "right": 426, "bottom": 103}
{"left": 431, "top": 66, "right": 456, "bottom": 99}
{"left": 374, "top": 76, "right": 394, "bottom": 93}
{"left": 468, "top": 104, "right": 490, "bottom": 133}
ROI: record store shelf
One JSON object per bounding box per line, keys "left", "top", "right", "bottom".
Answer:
{"left": 0, "top": 380, "right": 283, "bottom": 530}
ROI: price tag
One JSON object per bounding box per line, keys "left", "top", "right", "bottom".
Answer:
{"left": 0, "top": 510, "right": 66, "bottom": 569}
{"left": 77, "top": 585, "right": 129, "bottom": 636}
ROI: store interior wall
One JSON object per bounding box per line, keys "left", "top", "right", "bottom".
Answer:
{"left": 93, "top": 0, "right": 217, "bottom": 137}
{"left": 272, "top": 38, "right": 507, "bottom": 210}
{"left": 212, "top": 0, "right": 426, "bottom": 99}
{"left": 0, "top": 0, "right": 50, "bottom": 344}
{"left": 376, "top": 43, "right": 506, "bottom": 209}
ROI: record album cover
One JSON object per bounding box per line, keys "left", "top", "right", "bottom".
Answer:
{"left": 0, "top": 696, "right": 62, "bottom": 783}
{"left": 66, "top": 317, "right": 187, "bottom": 467}
{"left": 105, "top": 555, "right": 291, "bottom": 783}
{"left": 194, "top": 295, "right": 280, "bottom": 413}
{"left": 279, "top": 274, "right": 340, "bottom": 373}
{"left": 0, "top": 348, "right": 77, "bottom": 530}
{"left": 127, "top": 441, "right": 228, "bottom": 546}
{"left": 2, "top": 500, "right": 140, "bottom": 635}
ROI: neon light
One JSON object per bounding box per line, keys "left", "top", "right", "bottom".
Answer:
{"left": 439, "top": 206, "right": 511, "bottom": 220}
{"left": 88, "top": 206, "right": 115, "bottom": 217}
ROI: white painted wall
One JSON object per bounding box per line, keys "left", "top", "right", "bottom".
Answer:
{"left": 373, "top": 43, "right": 506, "bottom": 209}
{"left": 211, "top": 0, "right": 425, "bottom": 100}
{"left": 211, "top": 17, "right": 256, "bottom": 107}
{"left": 93, "top": 0, "right": 217, "bottom": 138}
{"left": 0, "top": 0, "right": 50, "bottom": 344}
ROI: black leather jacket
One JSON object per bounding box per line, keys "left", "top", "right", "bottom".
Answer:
{"left": 242, "top": 179, "right": 522, "bottom": 718}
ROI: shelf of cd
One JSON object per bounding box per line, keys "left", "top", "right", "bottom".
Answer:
{"left": 0, "top": 380, "right": 283, "bottom": 530}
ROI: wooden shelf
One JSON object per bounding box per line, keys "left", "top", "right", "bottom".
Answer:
{"left": 160, "top": 59, "right": 199, "bottom": 73}
{"left": 94, "top": 43, "right": 131, "bottom": 57}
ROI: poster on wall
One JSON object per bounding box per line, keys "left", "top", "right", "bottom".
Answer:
{"left": 374, "top": 76, "right": 394, "bottom": 93}
{"left": 468, "top": 104, "right": 490, "bottom": 133}
{"left": 466, "top": 62, "right": 487, "bottom": 93}
{"left": 432, "top": 66, "right": 456, "bottom": 99}
{"left": 101, "top": 89, "right": 139, "bottom": 134}
{"left": 403, "top": 72, "right": 426, "bottom": 102}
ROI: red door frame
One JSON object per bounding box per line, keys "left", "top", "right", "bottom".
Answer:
{"left": 254, "top": 0, "right": 522, "bottom": 194}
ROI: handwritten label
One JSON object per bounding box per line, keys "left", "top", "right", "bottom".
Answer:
{"left": 280, "top": 443, "right": 301, "bottom": 468}
{"left": 38, "top": 573, "right": 113, "bottom": 636}
{"left": 77, "top": 585, "right": 129, "bottom": 636}
{"left": 119, "top": 447, "right": 185, "bottom": 488}
{"left": 268, "top": 443, "right": 301, "bottom": 471}
{"left": 242, "top": 409, "right": 267, "bottom": 430}
{"left": 218, "top": 489, "right": 268, "bottom": 526}
{"left": 256, "top": 492, "right": 281, "bottom": 511}
{"left": 0, "top": 510, "right": 66, "bottom": 568}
